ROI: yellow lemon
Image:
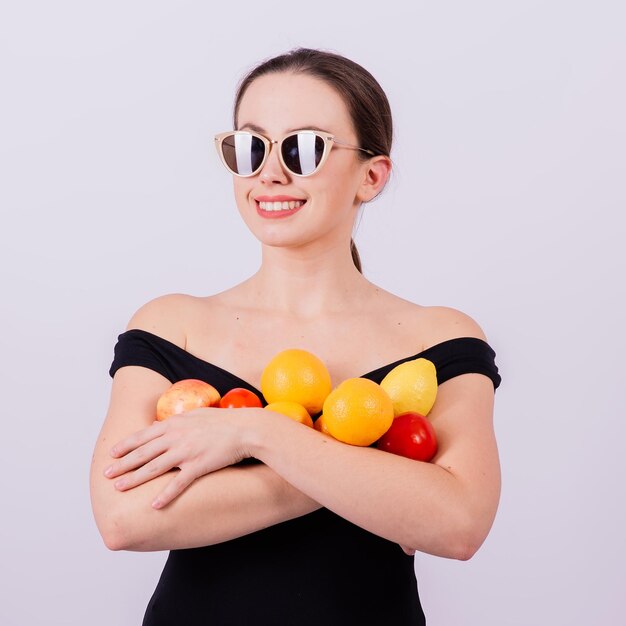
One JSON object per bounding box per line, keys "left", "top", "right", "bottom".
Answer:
{"left": 322, "top": 378, "right": 394, "bottom": 446}
{"left": 380, "top": 358, "right": 438, "bottom": 416}
{"left": 261, "top": 349, "right": 332, "bottom": 415}
{"left": 264, "top": 401, "right": 314, "bottom": 427}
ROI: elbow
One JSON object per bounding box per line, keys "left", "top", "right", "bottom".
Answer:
{"left": 449, "top": 513, "right": 491, "bottom": 561}
{"left": 103, "top": 534, "right": 124, "bottom": 552}
{"left": 412, "top": 510, "right": 489, "bottom": 561}
{"left": 101, "top": 524, "right": 128, "bottom": 552}
{"left": 452, "top": 536, "right": 482, "bottom": 562}
{"left": 99, "top": 516, "right": 130, "bottom": 552}
{"left": 429, "top": 531, "right": 481, "bottom": 562}
{"left": 94, "top": 505, "right": 135, "bottom": 552}
{"left": 90, "top": 474, "right": 149, "bottom": 551}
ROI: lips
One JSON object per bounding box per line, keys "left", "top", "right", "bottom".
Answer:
{"left": 254, "top": 195, "right": 307, "bottom": 216}
{"left": 258, "top": 200, "right": 304, "bottom": 211}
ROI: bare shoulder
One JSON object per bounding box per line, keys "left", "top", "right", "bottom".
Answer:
{"left": 420, "top": 305, "right": 488, "bottom": 347}
{"left": 125, "top": 292, "right": 208, "bottom": 349}
{"left": 363, "top": 285, "right": 488, "bottom": 350}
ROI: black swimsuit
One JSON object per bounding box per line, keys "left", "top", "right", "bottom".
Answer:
{"left": 109, "top": 329, "right": 501, "bottom": 626}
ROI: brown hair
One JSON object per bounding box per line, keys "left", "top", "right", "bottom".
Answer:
{"left": 233, "top": 48, "right": 393, "bottom": 274}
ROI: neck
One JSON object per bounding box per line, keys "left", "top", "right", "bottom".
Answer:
{"left": 239, "top": 239, "right": 373, "bottom": 319}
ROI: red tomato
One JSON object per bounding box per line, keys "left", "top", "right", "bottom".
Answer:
{"left": 376, "top": 412, "right": 438, "bottom": 462}
{"left": 219, "top": 387, "right": 263, "bottom": 409}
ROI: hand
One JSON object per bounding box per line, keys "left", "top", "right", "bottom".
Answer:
{"left": 103, "top": 407, "right": 259, "bottom": 509}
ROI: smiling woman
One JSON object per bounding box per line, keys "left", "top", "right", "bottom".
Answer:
{"left": 90, "top": 47, "right": 501, "bottom": 626}
{"left": 222, "top": 69, "right": 392, "bottom": 262}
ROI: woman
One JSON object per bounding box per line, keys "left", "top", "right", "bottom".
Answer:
{"left": 90, "top": 48, "right": 501, "bottom": 625}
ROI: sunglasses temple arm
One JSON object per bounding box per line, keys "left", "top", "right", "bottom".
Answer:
{"left": 332, "top": 139, "right": 375, "bottom": 156}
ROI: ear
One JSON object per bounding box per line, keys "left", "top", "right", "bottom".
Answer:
{"left": 356, "top": 156, "right": 392, "bottom": 203}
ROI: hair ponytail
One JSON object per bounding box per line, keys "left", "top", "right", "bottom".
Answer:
{"left": 350, "top": 238, "right": 362, "bottom": 274}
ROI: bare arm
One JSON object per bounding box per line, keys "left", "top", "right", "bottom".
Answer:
{"left": 247, "top": 370, "right": 500, "bottom": 560}
{"left": 102, "top": 368, "right": 499, "bottom": 559}
{"left": 92, "top": 300, "right": 500, "bottom": 559}
{"left": 90, "top": 366, "right": 321, "bottom": 551}
{"left": 104, "top": 306, "right": 501, "bottom": 561}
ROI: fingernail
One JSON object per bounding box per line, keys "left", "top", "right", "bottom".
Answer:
{"left": 115, "top": 479, "right": 125, "bottom": 489}
{"left": 152, "top": 499, "right": 162, "bottom": 509}
{"left": 104, "top": 466, "right": 113, "bottom": 477}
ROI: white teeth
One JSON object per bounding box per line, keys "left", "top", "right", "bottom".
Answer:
{"left": 258, "top": 200, "right": 304, "bottom": 211}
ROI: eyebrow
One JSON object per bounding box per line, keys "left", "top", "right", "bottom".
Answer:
{"left": 238, "top": 123, "right": 332, "bottom": 135}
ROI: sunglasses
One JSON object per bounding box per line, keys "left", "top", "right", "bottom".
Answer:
{"left": 214, "top": 129, "right": 375, "bottom": 178}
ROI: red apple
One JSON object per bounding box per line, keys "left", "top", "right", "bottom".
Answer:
{"left": 156, "top": 379, "right": 221, "bottom": 421}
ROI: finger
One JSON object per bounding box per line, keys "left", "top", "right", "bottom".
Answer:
{"left": 114, "top": 451, "right": 181, "bottom": 491}
{"left": 110, "top": 421, "right": 164, "bottom": 458}
{"left": 151, "top": 468, "right": 197, "bottom": 509}
{"left": 105, "top": 437, "right": 168, "bottom": 479}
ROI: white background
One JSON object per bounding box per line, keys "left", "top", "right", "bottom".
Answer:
{"left": 1, "top": 1, "right": 624, "bottom": 624}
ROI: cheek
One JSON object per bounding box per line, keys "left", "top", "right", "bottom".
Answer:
{"left": 232, "top": 180, "right": 253, "bottom": 211}
{"left": 316, "top": 168, "right": 361, "bottom": 209}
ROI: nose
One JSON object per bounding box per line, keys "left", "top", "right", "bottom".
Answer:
{"left": 259, "top": 140, "right": 289, "bottom": 184}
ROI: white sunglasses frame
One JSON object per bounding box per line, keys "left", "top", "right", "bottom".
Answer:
{"left": 214, "top": 129, "right": 375, "bottom": 178}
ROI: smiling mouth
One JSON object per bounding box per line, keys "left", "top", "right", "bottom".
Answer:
{"left": 257, "top": 200, "right": 306, "bottom": 212}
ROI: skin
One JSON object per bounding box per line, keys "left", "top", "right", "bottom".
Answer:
{"left": 90, "top": 72, "right": 501, "bottom": 559}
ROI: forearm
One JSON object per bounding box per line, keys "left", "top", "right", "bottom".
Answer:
{"left": 92, "top": 462, "right": 321, "bottom": 552}
{"left": 248, "top": 412, "right": 498, "bottom": 560}
{"left": 95, "top": 372, "right": 499, "bottom": 558}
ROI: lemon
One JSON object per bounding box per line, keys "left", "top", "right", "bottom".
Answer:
{"left": 323, "top": 378, "right": 394, "bottom": 446}
{"left": 261, "top": 349, "right": 332, "bottom": 415}
{"left": 379, "top": 358, "right": 438, "bottom": 416}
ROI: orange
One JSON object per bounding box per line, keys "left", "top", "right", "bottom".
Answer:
{"left": 264, "top": 401, "right": 314, "bottom": 428}
{"left": 322, "top": 378, "right": 394, "bottom": 446}
{"left": 261, "top": 349, "right": 332, "bottom": 415}
{"left": 313, "top": 414, "right": 332, "bottom": 435}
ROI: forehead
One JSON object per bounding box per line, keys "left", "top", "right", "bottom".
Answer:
{"left": 237, "top": 72, "right": 354, "bottom": 137}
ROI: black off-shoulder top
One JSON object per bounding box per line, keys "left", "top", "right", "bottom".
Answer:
{"left": 109, "top": 328, "right": 501, "bottom": 626}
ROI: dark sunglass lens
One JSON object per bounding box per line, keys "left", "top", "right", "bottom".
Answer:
{"left": 221, "top": 133, "right": 265, "bottom": 175}
{"left": 282, "top": 133, "right": 325, "bottom": 175}
{"left": 250, "top": 136, "right": 265, "bottom": 172}
{"left": 314, "top": 135, "right": 324, "bottom": 162}
{"left": 220, "top": 136, "right": 238, "bottom": 173}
